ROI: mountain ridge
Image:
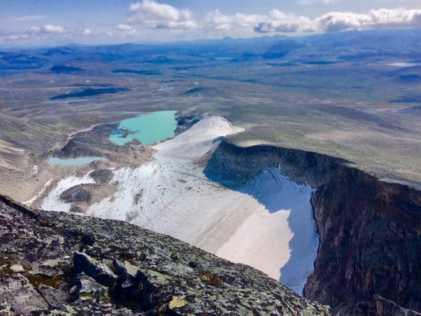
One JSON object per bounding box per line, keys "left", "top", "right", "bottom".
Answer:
{"left": 0, "top": 194, "right": 329, "bottom": 315}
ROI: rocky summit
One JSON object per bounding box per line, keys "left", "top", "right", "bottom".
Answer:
{"left": 0, "top": 195, "right": 329, "bottom": 315}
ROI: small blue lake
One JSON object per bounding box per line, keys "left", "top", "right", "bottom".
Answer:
{"left": 48, "top": 156, "right": 104, "bottom": 167}
{"left": 109, "top": 111, "right": 177, "bottom": 146}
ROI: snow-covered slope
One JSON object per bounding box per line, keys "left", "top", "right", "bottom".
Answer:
{"left": 42, "top": 116, "right": 318, "bottom": 294}
{"left": 42, "top": 174, "right": 95, "bottom": 212}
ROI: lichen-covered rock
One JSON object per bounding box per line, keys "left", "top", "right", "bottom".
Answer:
{"left": 73, "top": 252, "right": 118, "bottom": 287}
{"left": 72, "top": 273, "right": 110, "bottom": 304}
{"left": 0, "top": 274, "right": 49, "bottom": 314}
{"left": 0, "top": 195, "right": 330, "bottom": 315}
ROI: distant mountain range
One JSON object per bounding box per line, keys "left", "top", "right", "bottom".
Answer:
{"left": 2, "top": 29, "right": 421, "bottom": 74}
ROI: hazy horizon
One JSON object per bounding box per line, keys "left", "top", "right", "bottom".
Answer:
{"left": 2, "top": 0, "right": 421, "bottom": 47}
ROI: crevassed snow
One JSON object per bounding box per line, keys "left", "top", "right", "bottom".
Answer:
{"left": 41, "top": 116, "right": 318, "bottom": 294}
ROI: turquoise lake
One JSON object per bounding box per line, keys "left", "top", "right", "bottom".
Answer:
{"left": 109, "top": 111, "right": 177, "bottom": 146}
{"left": 48, "top": 156, "right": 104, "bottom": 167}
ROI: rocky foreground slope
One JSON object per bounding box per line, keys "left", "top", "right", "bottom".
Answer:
{"left": 206, "top": 140, "right": 421, "bottom": 316}
{"left": 0, "top": 195, "right": 329, "bottom": 315}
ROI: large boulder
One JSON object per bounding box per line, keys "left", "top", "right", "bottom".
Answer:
{"left": 89, "top": 169, "right": 114, "bottom": 184}
{"left": 60, "top": 185, "right": 92, "bottom": 203}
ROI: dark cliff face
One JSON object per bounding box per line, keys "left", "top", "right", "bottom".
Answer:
{"left": 206, "top": 140, "right": 421, "bottom": 316}
{"left": 308, "top": 166, "right": 421, "bottom": 315}
{"left": 0, "top": 195, "right": 329, "bottom": 315}
{"left": 204, "top": 140, "right": 346, "bottom": 189}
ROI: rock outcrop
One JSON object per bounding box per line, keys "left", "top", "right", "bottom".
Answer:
{"left": 60, "top": 185, "right": 93, "bottom": 203}
{"left": 90, "top": 169, "right": 114, "bottom": 184}
{"left": 53, "top": 123, "right": 154, "bottom": 165}
{"left": 309, "top": 163, "right": 421, "bottom": 315}
{"left": 205, "top": 140, "right": 421, "bottom": 316}
{"left": 0, "top": 195, "right": 329, "bottom": 315}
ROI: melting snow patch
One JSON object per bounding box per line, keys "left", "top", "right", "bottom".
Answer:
{"left": 41, "top": 174, "right": 95, "bottom": 212}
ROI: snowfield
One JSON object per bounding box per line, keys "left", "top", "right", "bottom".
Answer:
{"left": 42, "top": 116, "right": 318, "bottom": 294}
{"left": 42, "top": 174, "right": 95, "bottom": 212}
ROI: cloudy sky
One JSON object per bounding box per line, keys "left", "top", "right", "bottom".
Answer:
{"left": 1, "top": 0, "right": 421, "bottom": 46}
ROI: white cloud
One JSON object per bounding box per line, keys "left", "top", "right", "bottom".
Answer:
{"left": 203, "top": 10, "right": 265, "bottom": 32}
{"left": 254, "top": 8, "right": 421, "bottom": 34}
{"left": 30, "top": 24, "right": 65, "bottom": 34}
{"left": 3, "top": 4, "right": 421, "bottom": 44}
{"left": 117, "top": 24, "right": 135, "bottom": 32}
{"left": 0, "top": 24, "right": 66, "bottom": 44}
{"left": 83, "top": 28, "right": 92, "bottom": 35}
{"left": 0, "top": 34, "right": 30, "bottom": 42}
{"left": 116, "top": 24, "right": 137, "bottom": 37}
{"left": 128, "top": 0, "right": 197, "bottom": 30}
{"left": 123, "top": 3, "right": 421, "bottom": 37}
{"left": 255, "top": 10, "right": 315, "bottom": 33}
{"left": 205, "top": 10, "right": 265, "bottom": 32}
{"left": 370, "top": 8, "right": 421, "bottom": 27}
{"left": 315, "top": 12, "right": 371, "bottom": 32}
{"left": 316, "top": 8, "right": 421, "bottom": 32}
{"left": 298, "top": 0, "right": 340, "bottom": 5}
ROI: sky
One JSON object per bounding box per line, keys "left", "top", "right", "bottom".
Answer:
{"left": 1, "top": 0, "right": 421, "bottom": 46}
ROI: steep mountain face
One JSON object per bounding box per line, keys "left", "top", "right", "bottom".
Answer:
{"left": 0, "top": 195, "right": 329, "bottom": 315}
{"left": 308, "top": 166, "right": 421, "bottom": 315}
{"left": 206, "top": 140, "right": 421, "bottom": 316}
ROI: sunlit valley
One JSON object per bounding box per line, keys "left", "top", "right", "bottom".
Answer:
{"left": 1, "top": 1, "right": 421, "bottom": 315}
